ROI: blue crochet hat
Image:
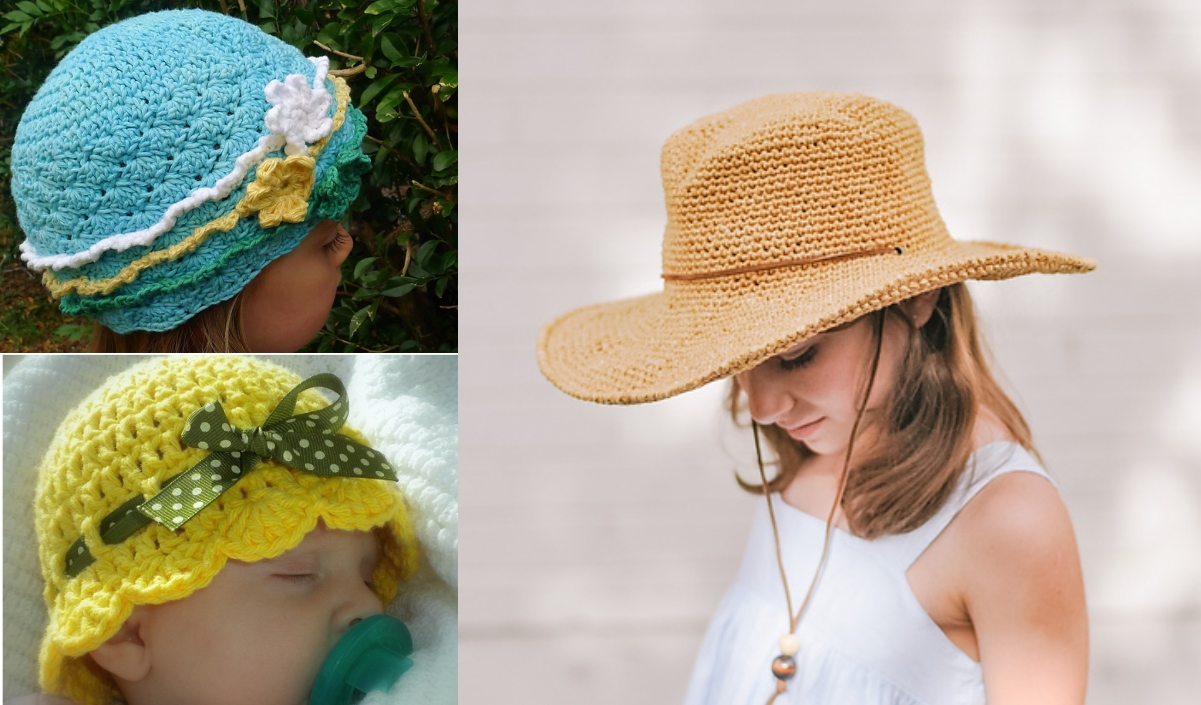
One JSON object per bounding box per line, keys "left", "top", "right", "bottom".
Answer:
{"left": 11, "top": 9, "right": 371, "bottom": 333}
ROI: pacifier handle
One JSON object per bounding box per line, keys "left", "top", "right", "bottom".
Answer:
{"left": 310, "top": 615, "right": 414, "bottom": 705}
{"left": 345, "top": 644, "right": 414, "bottom": 694}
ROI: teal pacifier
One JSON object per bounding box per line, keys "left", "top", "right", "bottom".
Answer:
{"left": 310, "top": 615, "right": 414, "bottom": 705}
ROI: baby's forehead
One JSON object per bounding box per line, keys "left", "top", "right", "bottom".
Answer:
{"left": 244, "top": 525, "right": 381, "bottom": 564}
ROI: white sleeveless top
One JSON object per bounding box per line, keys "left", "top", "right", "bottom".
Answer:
{"left": 684, "top": 442, "right": 1052, "bottom": 705}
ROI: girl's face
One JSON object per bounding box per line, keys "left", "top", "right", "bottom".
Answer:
{"left": 241, "top": 220, "right": 352, "bottom": 352}
{"left": 734, "top": 310, "right": 915, "bottom": 458}
{"left": 127, "top": 526, "right": 383, "bottom": 705}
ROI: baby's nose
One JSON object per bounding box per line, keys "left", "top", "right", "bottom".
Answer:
{"left": 335, "top": 578, "right": 385, "bottom": 633}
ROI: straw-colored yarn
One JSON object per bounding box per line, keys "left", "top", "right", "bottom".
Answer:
{"left": 538, "top": 92, "right": 1095, "bottom": 404}
{"left": 35, "top": 356, "right": 418, "bottom": 705}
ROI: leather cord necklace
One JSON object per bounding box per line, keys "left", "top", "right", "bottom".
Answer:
{"left": 756, "top": 313, "right": 885, "bottom": 704}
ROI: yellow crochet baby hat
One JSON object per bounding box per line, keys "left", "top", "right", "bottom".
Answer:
{"left": 34, "top": 356, "right": 419, "bottom": 705}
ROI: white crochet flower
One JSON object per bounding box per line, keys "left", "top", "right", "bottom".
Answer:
{"left": 263, "top": 56, "right": 334, "bottom": 157}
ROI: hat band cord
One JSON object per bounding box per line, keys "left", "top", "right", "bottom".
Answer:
{"left": 757, "top": 311, "right": 885, "bottom": 704}
{"left": 662, "top": 245, "right": 902, "bottom": 283}
{"left": 62, "top": 373, "right": 397, "bottom": 578}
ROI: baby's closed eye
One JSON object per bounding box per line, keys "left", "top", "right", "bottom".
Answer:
{"left": 274, "top": 572, "right": 318, "bottom": 584}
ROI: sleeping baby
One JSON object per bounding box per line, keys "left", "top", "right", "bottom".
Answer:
{"left": 14, "top": 356, "right": 419, "bottom": 705}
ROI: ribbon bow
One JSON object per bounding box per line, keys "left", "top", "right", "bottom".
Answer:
{"left": 64, "top": 374, "right": 396, "bottom": 577}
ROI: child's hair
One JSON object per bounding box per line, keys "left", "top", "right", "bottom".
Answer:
{"left": 88, "top": 292, "right": 251, "bottom": 352}
{"left": 730, "top": 283, "right": 1037, "bottom": 539}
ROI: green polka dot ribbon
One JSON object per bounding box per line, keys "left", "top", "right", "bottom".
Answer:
{"left": 63, "top": 373, "right": 396, "bottom": 578}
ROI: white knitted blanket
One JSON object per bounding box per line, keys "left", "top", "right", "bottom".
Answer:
{"left": 2, "top": 354, "right": 458, "bottom": 705}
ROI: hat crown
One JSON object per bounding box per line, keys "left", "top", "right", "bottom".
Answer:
{"left": 12, "top": 10, "right": 303, "bottom": 259}
{"left": 11, "top": 9, "right": 371, "bottom": 333}
{"left": 659, "top": 92, "right": 949, "bottom": 278}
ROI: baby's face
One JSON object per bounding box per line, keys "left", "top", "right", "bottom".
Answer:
{"left": 127, "top": 526, "right": 382, "bottom": 705}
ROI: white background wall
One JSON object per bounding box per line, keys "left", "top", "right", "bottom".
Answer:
{"left": 459, "top": 1, "right": 1201, "bottom": 702}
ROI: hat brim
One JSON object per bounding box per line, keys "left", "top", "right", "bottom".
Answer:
{"left": 538, "top": 240, "right": 1095, "bottom": 405}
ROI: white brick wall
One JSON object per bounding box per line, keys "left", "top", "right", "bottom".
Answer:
{"left": 460, "top": 1, "right": 1201, "bottom": 702}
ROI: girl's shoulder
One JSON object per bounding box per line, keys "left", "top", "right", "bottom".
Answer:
{"left": 944, "top": 408, "right": 1077, "bottom": 594}
{"left": 957, "top": 408, "right": 1073, "bottom": 567}
{"left": 949, "top": 444, "right": 1080, "bottom": 618}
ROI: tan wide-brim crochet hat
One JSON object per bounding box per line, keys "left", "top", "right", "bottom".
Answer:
{"left": 538, "top": 92, "right": 1095, "bottom": 405}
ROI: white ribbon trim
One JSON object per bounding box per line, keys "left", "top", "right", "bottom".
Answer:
{"left": 22, "top": 56, "right": 333, "bottom": 272}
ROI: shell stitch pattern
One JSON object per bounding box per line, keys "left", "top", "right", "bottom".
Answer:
{"left": 41, "top": 77, "right": 353, "bottom": 299}
{"left": 10, "top": 9, "right": 371, "bottom": 333}
{"left": 55, "top": 105, "right": 371, "bottom": 331}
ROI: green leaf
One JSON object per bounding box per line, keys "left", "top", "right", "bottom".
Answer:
{"left": 376, "top": 85, "right": 412, "bottom": 121}
{"left": 49, "top": 31, "right": 81, "bottom": 49}
{"left": 259, "top": 21, "right": 276, "bottom": 35}
{"left": 407, "top": 260, "right": 429, "bottom": 279}
{"left": 16, "top": 2, "right": 42, "bottom": 17}
{"left": 315, "top": 22, "right": 342, "bottom": 49}
{"left": 362, "top": 269, "right": 383, "bottom": 288}
{"left": 381, "top": 283, "right": 415, "bottom": 297}
{"left": 54, "top": 323, "right": 90, "bottom": 342}
{"left": 349, "top": 306, "right": 373, "bottom": 337}
{"left": 416, "top": 240, "right": 439, "bottom": 267}
{"left": 370, "top": 12, "right": 393, "bottom": 37}
{"left": 437, "top": 68, "right": 457, "bottom": 89}
{"left": 435, "top": 276, "right": 448, "bottom": 298}
{"left": 359, "top": 74, "right": 400, "bottom": 107}
{"left": 352, "top": 287, "right": 378, "bottom": 299}
{"left": 365, "top": 66, "right": 377, "bottom": 79}
{"left": 34, "top": 0, "right": 52, "bottom": 13}
{"left": 352, "top": 256, "right": 379, "bottom": 280}
{"left": 380, "top": 33, "right": 407, "bottom": 63}
{"left": 3, "top": 11, "right": 32, "bottom": 22}
{"left": 412, "top": 132, "right": 428, "bottom": 166}
{"left": 431, "top": 150, "right": 457, "bottom": 172}
{"left": 0, "top": 22, "right": 22, "bottom": 35}
{"left": 364, "top": 0, "right": 394, "bottom": 15}
{"left": 257, "top": 0, "right": 276, "bottom": 19}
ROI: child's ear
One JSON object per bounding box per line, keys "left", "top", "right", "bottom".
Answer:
{"left": 88, "top": 606, "right": 151, "bottom": 683}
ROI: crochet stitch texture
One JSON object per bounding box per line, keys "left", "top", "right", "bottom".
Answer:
{"left": 35, "top": 356, "right": 418, "bottom": 705}
{"left": 11, "top": 9, "right": 371, "bottom": 333}
{"left": 538, "top": 92, "right": 1096, "bottom": 403}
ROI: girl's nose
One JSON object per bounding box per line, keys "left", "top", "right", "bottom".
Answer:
{"left": 737, "top": 364, "right": 794, "bottom": 426}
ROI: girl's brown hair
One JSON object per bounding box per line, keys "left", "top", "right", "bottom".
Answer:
{"left": 88, "top": 292, "right": 252, "bottom": 353}
{"left": 730, "top": 283, "right": 1036, "bottom": 539}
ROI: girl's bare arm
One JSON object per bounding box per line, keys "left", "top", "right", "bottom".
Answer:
{"left": 961, "top": 472, "right": 1089, "bottom": 704}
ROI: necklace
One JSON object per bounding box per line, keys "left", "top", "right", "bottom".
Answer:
{"left": 755, "top": 314, "right": 884, "bottom": 705}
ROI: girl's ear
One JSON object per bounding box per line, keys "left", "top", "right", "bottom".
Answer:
{"left": 88, "top": 606, "right": 152, "bottom": 683}
{"left": 900, "top": 289, "right": 940, "bottom": 328}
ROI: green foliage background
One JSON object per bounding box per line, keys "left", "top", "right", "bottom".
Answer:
{"left": 0, "top": 0, "right": 457, "bottom": 352}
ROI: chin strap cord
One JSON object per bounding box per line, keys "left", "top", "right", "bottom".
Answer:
{"left": 760, "top": 312, "right": 885, "bottom": 704}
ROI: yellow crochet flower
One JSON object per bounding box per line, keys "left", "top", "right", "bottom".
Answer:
{"left": 243, "top": 154, "right": 317, "bottom": 228}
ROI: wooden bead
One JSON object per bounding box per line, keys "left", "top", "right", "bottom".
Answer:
{"left": 778, "top": 633, "right": 800, "bottom": 656}
{"left": 771, "top": 654, "right": 797, "bottom": 681}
